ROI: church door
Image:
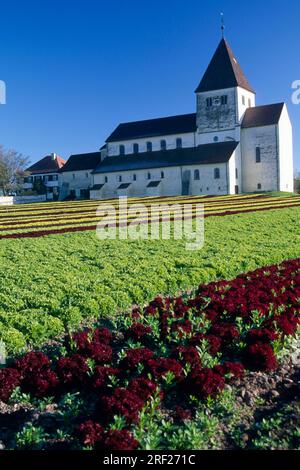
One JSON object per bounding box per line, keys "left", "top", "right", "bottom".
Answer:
{"left": 182, "top": 170, "right": 191, "bottom": 196}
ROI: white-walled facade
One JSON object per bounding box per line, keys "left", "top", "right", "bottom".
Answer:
{"left": 59, "top": 169, "right": 94, "bottom": 199}
{"left": 107, "top": 132, "right": 196, "bottom": 158}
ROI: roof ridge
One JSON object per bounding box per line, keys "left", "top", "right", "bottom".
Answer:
{"left": 117, "top": 112, "right": 196, "bottom": 126}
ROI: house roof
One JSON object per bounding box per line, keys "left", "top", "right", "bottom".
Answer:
{"left": 93, "top": 141, "right": 239, "bottom": 174}
{"left": 106, "top": 113, "right": 197, "bottom": 143}
{"left": 91, "top": 184, "right": 105, "bottom": 190}
{"left": 195, "top": 39, "right": 255, "bottom": 94}
{"left": 241, "top": 103, "right": 285, "bottom": 129}
{"left": 118, "top": 183, "right": 132, "bottom": 189}
{"left": 60, "top": 152, "right": 102, "bottom": 173}
{"left": 147, "top": 181, "right": 161, "bottom": 188}
{"left": 26, "top": 155, "right": 66, "bottom": 175}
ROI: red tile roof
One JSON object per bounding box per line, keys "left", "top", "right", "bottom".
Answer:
{"left": 26, "top": 155, "right": 66, "bottom": 175}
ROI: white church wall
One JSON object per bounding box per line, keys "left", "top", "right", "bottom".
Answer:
{"left": 236, "top": 87, "right": 256, "bottom": 122}
{"left": 196, "top": 128, "right": 240, "bottom": 145}
{"left": 187, "top": 163, "right": 228, "bottom": 196}
{"left": 107, "top": 132, "right": 196, "bottom": 157}
{"left": 60, "top": 170, "right": 93, "bottom": 197}
{"left": 93, "top": 167, "right": 182, "bottom": 200}
{"left": 92, "top": 163, "right": 229, "bottom": 200}
{"left": 227, "top": 151, "right": 242, "bottom": 195}
{"left": 277, "top": 105, "right": 294, "bottom": 192}
{"left": 241, "top": 124, "right": 279, "bottom": 193}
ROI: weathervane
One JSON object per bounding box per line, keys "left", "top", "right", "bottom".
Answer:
{"left": 221, "top": 12, "right": 225, "bottom": 39}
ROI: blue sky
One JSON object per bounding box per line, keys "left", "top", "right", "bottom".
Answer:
{"left": 0, "top": 0, "right": 299, "bottom": 170}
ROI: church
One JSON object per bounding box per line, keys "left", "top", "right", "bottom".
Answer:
{"left": 76, "top": 37, "right": 294, "bottom": 200}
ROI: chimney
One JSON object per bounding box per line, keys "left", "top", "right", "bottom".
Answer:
{"left": 51, "top": 153, "right": 57, "bottom": 160}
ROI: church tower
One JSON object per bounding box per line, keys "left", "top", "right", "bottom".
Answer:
{"left": 195, "top": 39, "right": 256, "bottom": 145}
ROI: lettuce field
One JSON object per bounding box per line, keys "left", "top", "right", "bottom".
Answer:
{"left": 0, "top": 194, "right": 300, "bottom": 450}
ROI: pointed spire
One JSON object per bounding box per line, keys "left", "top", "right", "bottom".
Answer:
{"left": 195, "top": 39, "right": 255, "bottom": 94}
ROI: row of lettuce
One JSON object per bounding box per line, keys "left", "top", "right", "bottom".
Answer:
{"left": 1, "top": 194, "right": 300, "bottom": 239}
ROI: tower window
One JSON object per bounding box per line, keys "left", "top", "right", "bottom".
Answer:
{"left": 119, "top": 145, "right": 125, "bottom": 156}
{"left": 206, "top": 97, "right": 213, "bottom": 108}
{"left": 194, "top": 170, "right": 200, "bottom": 181}
{"left": 133, "top": 174, "right": 137, "bottom": 181}
{"left": 257, "top": 183, "right": 262, "bottom": 190}
{"left": 147, "top": 172, "right": 151, "bottom": 180}
{"left": 242, "top": 96, "right": 246, "bottom": 105}
{"left": 221, "top": 95, "right": 228, "bottom": 105}
{"left": 161, "top": 171, "right": 165, "bottom": 179}
{"left": 256, "top": 147, "right": 261, "bottom": 163}
{"left": 213, "top": 136, "right": 219, "bottom": 143}
{"left": 104, "top": 176, "right": 108, "bottom": 183}
{"left": 248, "top": 98, "right": 251, "bottom": 108}
{"left": 214, "top": 168, "right": 220, "bottom": 179}
{"left": 119, "top": 175, "right": 122, "bottom": 182}
{"left": 176, "top": 138, "right": 182, "bottom": 149}
{"left": 146, "top": 142, "right": 152, "bottom": 152}
{"left": 133, "top": 143, "right": 139, "bottom": 154}
{"left": 161, "top": 140, "right": 167, "bottom": 151}
{"left": 236, "top": 168, "right": 238, "bottom": 179}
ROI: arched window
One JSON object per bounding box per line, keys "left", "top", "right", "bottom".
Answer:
{"left": 104, "top": 176, "right": 108, "bottom": 183}
{"left": 147, "top": 142, "right": 152, "bottom": 152}
{"left": 214, "top": 168, "right": 220, "bottom": 179}
{"left": 161, "top": 140, "right": 167, "bottom": 151}
{"left": 161, "top": 171, "right": 165, "bottom": 179}
{"left": 176, "top": 138, "right": 182, "bottom": 149}
{"left": 133, "top": 143, "right": 139, "bottom": 154}
{"left": 256, "top": 147, "right": 261, "bottom": 163}
{"left": 119, "top": 145, "right": 125, "bottom": 156}
{"left": 194, "top": 170, "right": 200, "bottom": 181}
{"left": 133, "top": 174, "right": 137, "bottom": 181}
{"left": 257, "top": 183, "right": 262, "bottom": 190}
{"left": 147, "top": 172, "right": 151, "bottom": 180}
{"left": 119, "top": 175, "right": 122, "bottom": 182}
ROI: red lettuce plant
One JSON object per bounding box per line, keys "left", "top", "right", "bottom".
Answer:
{"left": 243, "top": 342, "right": 278, "bottom": 371}
{"left": 103, "top": 429, "right": 139, "bottom": 451}
{"left": 100, "top": 387, "right": 145, "bottom": 424}
{"left": 56, "top": 354, "right": 89, "bottom": 386}
{"left": 77, "top": 421, "right": 104, "bottom": 447}
{"left": 185, "top": 367, "right": 225, "bottom": 399}
{"left": 0, "top": 368, "right": 21, "bottom": 402}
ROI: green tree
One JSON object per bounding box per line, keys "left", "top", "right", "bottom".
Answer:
{"left": 32, "top": 178, "right": 46, "bottom": 195}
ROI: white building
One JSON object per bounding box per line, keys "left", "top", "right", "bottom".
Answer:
{"left": 59, "top": 152, "right": 102, "bottom": 199}
{"left": 23, "top": 153, "right": 66, "bottom": 200}
{"left": 89, "top": 37, "right": 293, "bottom": 199}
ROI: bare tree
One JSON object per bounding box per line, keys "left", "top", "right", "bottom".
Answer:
{"left": 0, "top": 145, "right": 30, "bottom": 195}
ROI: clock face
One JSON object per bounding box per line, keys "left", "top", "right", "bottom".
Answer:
{"left": 213, "top": 96, "right": 221, "bottom": 106}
